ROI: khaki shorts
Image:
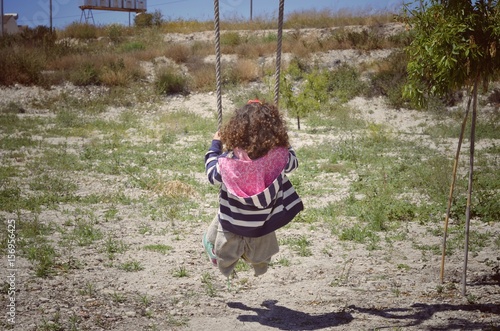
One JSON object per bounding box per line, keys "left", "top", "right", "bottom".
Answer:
{"left": 206, "top": 216, "right": 279, "bottom": 277}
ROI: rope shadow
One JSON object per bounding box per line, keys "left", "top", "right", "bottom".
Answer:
{"left": 348, "top": 302, "right": 500, "bottom": 330}
{"left": 227, "top": 300, "right": 353, "bottom": 330}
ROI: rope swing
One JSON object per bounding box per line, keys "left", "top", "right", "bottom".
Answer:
{"left": 212, "top": 0, "right": 285, "bottom": 130}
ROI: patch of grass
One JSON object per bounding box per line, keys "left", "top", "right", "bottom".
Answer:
{"left": 79, "top": 282, "right": 96, "bottom": 296}
{"left": 281, "top": 235, "right": 313, "bottom": 257}
{"left": 38, "top": 311, "right": 63, "bottom": 331}
{"left": 338, "top": 223, "right": 380, "bottom": 246}
{"left": 119, "top": 260, "right": 144, "bottom": 272}
{"left": 173, "top": 266, "right": 189, "bottom": 277}
{"left": 103, "top": 236, "right": 128, "bottom": 259}
{"left": 397, "top": 263, "right": 411, "bottom": 271}
{"left": 0, "top": 134, "right": 38, "bottom": 150}
{"left": 0, "top": 101, "right": 25, "bottom": 114}
{"left": 138, "top": 223, "right": 153, "bottom": 235}
{"left": 143, "top": 244, "right": 172, "bottom": 255}
{"left": 201, "top": 272, "right": 217, "bottom": 297}
{"left": 0, "top": 183, "right": 22, "bottom": 212}
{"left": 139, "top": 294, "right": 151, "bottom": 307}
{"left": 26, "top": 242, "right": 57, "bottom": 278}
{"left": 111, "top": 291, "right": 126, "bottom": 303}
{"left": 64, "top": 218, "right": 103, "bottom": 247}
{"left": 272, "top": 256, "right": 291, "bottom": 267}
{"left": 119, "top": 41, "right": 146, "bottom": 52}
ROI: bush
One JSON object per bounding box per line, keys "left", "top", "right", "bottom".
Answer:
{"left": 164, "top": 44, "right": 190, "bottom": 63}
{"left": 135, "top": 9, "right": 163, "bottom": 28}
{"left": 221, "top": 32, "right": 242, "bottom": 46}
{"left": 326, "top": 64, "right": 367, "bottom": 103}
{"left": 69, "top": 62, "right": 100, "bottom": 86}
{"left": 63, "top": 23, "right": 98, "bottom": 40}
{"left": 107, "top": 24, "right": 125, "bottom": 43}
{"left": 0, "top": 47, "right": 45, "bottom": 86}
{"left": 20, "top": 25, "right": 56, "bottom": 47}
{"left": 223, "top": 59, "right": 259, "bottom": 85}
{"left": 188, "top": 61, "right": 215, "bottom": 92}
{"left": 366, "top": 51, "right": 409, "bottom": 108}
{"left": 154, "top": 67, "right": 189, "bottom": 95}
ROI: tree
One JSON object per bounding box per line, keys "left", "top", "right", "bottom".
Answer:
{"left": 402, "top": 0, "right": 500, "bottom": 295}
{"left": 135, "top": 9, "right": 163, "bottom": 28}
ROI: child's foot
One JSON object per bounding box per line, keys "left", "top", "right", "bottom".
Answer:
{"left": 202, "top": 234, "right": 217, "bottom": 266}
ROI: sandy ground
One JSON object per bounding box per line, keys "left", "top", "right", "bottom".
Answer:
{"left": 1, "top": 89, "right": 499, "bottom": 331}
{"left": 1, "top": 23, "right": 499, "bottom": 331}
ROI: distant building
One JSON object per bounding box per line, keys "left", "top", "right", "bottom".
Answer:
{"left": 2, "top": 13, "right": 20, "bottom": 34}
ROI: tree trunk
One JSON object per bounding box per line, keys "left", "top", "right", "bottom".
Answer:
{"left": 462, "top": 77, "right": 479, "bottom": 296}
{"left": 440, "top": 91, "right": 472, "bottom": 283}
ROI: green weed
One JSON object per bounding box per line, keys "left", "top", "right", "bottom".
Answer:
{"left": 173, "top": 266, "right": 189, "bottom": 277}
{"left": 201, "top": 272, "right": 217, "bottom": 297}
{"left": 143, "top": 244, "right": 172, "bottom": 255}
{"left": 119, "top": 260, "right": 144, "bottom": 272}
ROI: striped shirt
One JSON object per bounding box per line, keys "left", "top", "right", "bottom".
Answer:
{"left": 205, "top": 140, "right": 304, "bottom": 237}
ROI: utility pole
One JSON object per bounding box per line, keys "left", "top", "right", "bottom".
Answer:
{"left": 50, "top": 0, "right": 53, "bottom": 31}
{"left": 250, "top": 0, "right": 253, "bottom": 21}
{"left": 0, "top": 0, "right": 4, "bottom": 37}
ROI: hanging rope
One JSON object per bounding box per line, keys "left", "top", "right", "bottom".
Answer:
{"left": 213, "top": 0, "right": 285, "bottom": 121}
{"left": 274, "top": 0, "right": 285, "bottom": 106}
{"left": 213, "top": 0, "right": 223, "bottom": 130}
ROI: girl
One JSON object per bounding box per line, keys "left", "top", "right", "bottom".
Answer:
{"left": 203, "top": 100, "right": 303, "bottom": 278}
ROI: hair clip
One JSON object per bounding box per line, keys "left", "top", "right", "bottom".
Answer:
{"left": 247, "top": 99, "right": 262, "bottom": 105}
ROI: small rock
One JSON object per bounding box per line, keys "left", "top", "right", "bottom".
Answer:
{"left": 125, "top": 311, "right": 136, "bottom": 317}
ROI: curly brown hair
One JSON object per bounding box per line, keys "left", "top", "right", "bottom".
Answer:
{"left": 220, "top": 101, "right": 289, "bottom": 159}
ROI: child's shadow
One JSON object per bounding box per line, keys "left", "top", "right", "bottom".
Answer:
{"left": 227, "top": 300, "right": 353, "bottom": 330}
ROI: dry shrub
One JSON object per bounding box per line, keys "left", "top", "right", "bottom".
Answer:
{"left": 129, "top": 48, "right": 165, "bottom": 62}
{"left": 99, "top": 68, "right": 130, "bottom": 87}
{"left": 0, "top": 47, "right": 46, "bottom": 85}
{"left": 190, "top": 41, "right": 213, "bottom": 57}
{"left": 46, "top": 53, "right": 84, "bottom": 71}
{"left": 285, "top": 39, "right": 313, "bottom": 60}
{"left": 221, "top": 44, "right": 237, "bottom": 55}
{"left": 164, "top": 44, "right": 190, "bottom": 63}
{"left": 61, "top": 22, "right": 99, "bottom": 40}
{"left": 188, "top": 61, "right": 216, "bottom": 92}
{"left": 255, "top": 43, "right": 279, "bottom": 57}
{"left": 226, "top": 59, "right": 259, "bottom": 84}
{"left": 121, "top": 55, "right": 146, "bottom": 80}
{"left": 57, "top": 52, "right": 143, "bottom": 86}
{"left": 234, "top": 43, "right": 261, "bottom": 59}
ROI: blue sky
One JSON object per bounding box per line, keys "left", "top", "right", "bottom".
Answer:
{"left": 4, "top": 0, "right": 404, "bottom": 29}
